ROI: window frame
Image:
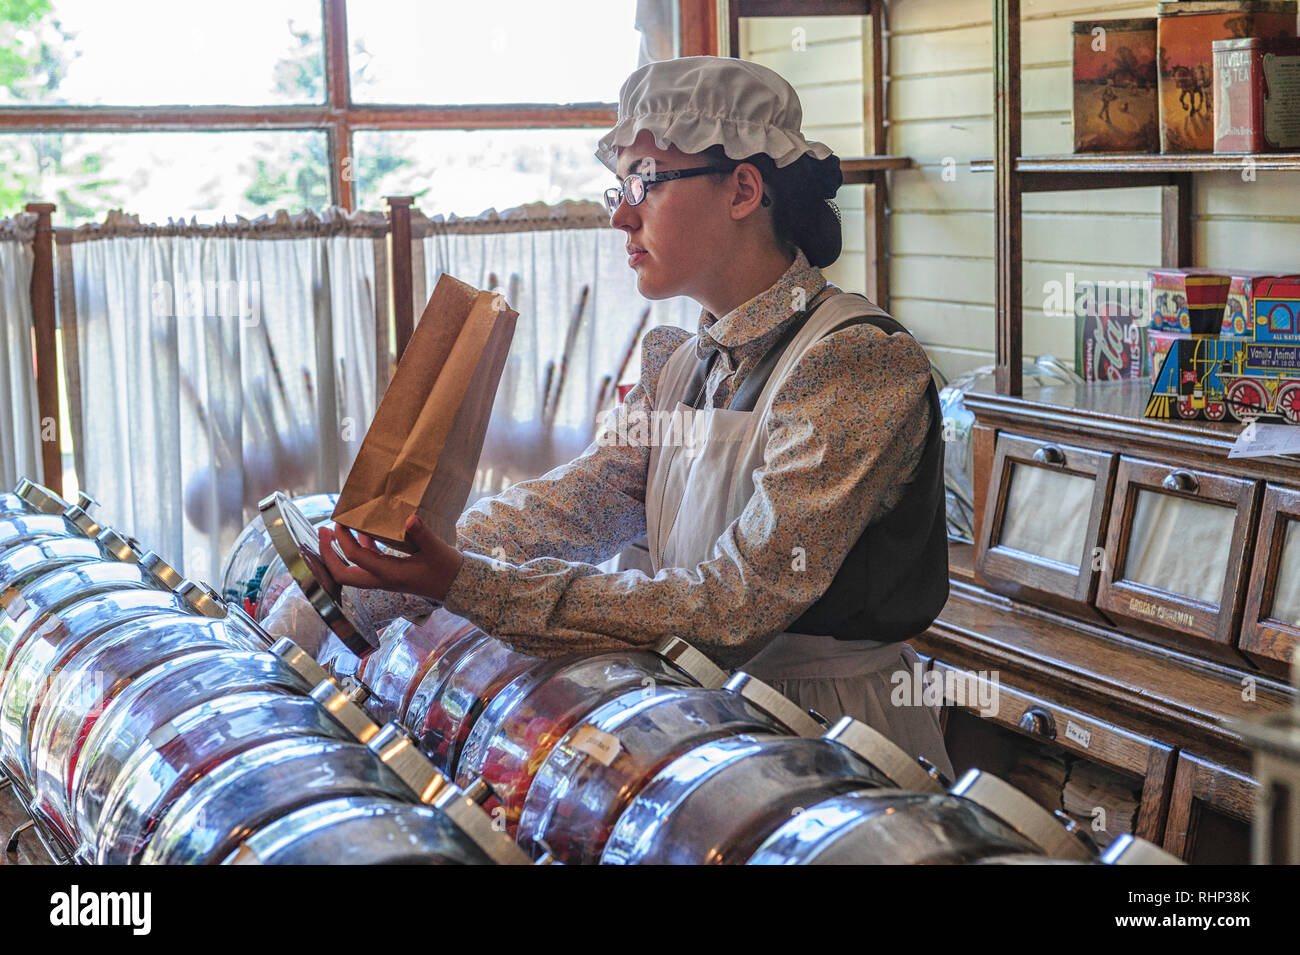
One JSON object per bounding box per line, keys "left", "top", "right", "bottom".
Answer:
{"left": 0, "top": 0, "right": 706, "bottom": 211}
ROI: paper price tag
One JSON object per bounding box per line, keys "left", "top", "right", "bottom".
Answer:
{"left": 1228, "top": 423, "right": 1300, "bottom": 459}
{"left": 569, "top": 724, "right": 621, "bottom": 766}
{"left": 148, "top": 721, "right": 179, "bottom": 750}
{"left": 1065, "top": 719, "right": 1092, "bottom": 749}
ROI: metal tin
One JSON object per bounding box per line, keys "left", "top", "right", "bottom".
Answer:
{"left": 600, "top": 734, "right": 895, "bottom": 865}
{"left": 136, "top": 736, "right": 413, "bottom": 865}
{"left": 1214, "top": 36, "right": 1300, "bottom": 151}
{"left": 259, "top": 491, "right": 377, "bottom": 656}
{"left": 456, "top": 650, "right": 696, "bottom": 836}
{"left": 95, "top": 693, "right": 357, "bottom": 864}
{"left": 70, "top": 648, "right": 313, "bottom": 838}
{"left": 950, "top": 768, "right": 1098, "bottom": 861}
{"left": 746, "top": 788, "right": 1046, "bottom": 865}
{"left": 221, "top": 796, "right": 496, "bottom": 866}
{"left": 28, "top": 615, "right": 271, "bottom": 842}
{"left": 519, "top": 685, "right": 786, "bottom": 863}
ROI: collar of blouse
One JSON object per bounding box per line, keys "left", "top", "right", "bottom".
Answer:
{"left": 694, "top": 247, "right": 828, "bottom": 365}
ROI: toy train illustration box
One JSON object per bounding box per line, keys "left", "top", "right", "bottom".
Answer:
{"left": 1146, "top": 276, "right": 1300, "bottom": 423}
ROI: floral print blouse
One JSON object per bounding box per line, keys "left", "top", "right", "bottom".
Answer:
{"left": 359, "top": 248, "right": 934, "bottom": 669}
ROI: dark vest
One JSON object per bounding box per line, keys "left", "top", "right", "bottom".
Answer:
{"left": 684, "top": 289, "right": 949, "bottom": 643}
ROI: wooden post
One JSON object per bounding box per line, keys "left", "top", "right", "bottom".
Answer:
{"left": 387, "top": 196, "right": 415, "bottom": 361}
{"left": 324, "top": 0, "right": 354, "bottom": 211}
{"left": 864, "top": 0, "right": 888, "bottom": 308}
{"left": 680, "top": 0, "right": 719, "bottom": 56}
{"left": 993, "top": 0, "right": 1022, "bottom": 397}
{"left": 1162, "top": 174, "right": 1194, "bottom": 269}
{"left": 25, "top": 202, "right": 62, "bottom": 495}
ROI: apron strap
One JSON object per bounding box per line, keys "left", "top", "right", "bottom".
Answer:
{"left": 682, "top": 284, "right": 840, "bottom": 411}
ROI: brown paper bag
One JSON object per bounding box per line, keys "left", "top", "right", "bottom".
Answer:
{"left": 332, "top": 273, "right": 518, "bottom": 548}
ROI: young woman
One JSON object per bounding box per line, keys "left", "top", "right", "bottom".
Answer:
{"left": 315, "top": 56, "right": 954, "bottom": 778}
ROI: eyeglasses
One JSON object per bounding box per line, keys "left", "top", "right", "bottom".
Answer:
{"left": 604, "top": 164, "right": 771, "bottom": 217}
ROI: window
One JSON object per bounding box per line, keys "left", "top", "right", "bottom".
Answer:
{"left": 0, "top": 0, "right": 679, "bottom": 222}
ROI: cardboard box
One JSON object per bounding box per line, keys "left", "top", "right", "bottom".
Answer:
{"left": 1213, "top": 36, "right": 1300, "bottom": 150}
{"left": 1073, "top": 18, "right": 1161, "bottom": 152}
{"left": 1156, "top": 1, "right": 1297, "bottom": 153}
{"left": 1148, "top": 268, "right": 1233, "bottom": 332}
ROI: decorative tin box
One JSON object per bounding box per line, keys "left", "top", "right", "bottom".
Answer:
{"left": 1147, "top": 329, "right": 1188, "bottom": 381}
{"left": 1149, "top": 268, "right": 1234, "bottom": 333}
{"left": 1146, "top": 276, "right": 1300, "bottom": 422}
{"left": 1156, "top": 0, "right": 1298, "bottom": 153}
{"left": 1223, "top": 272, "right": 1300, "bottom": 336}
{"left": 1213, "top": 36, "right": 1300, "bottom": 151}
{"left": 1073, "top": 18, "right": 1161, "bottom": 152}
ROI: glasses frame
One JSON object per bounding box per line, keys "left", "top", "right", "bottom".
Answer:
{"left": 605, "top": 163, "right": 771, "bottom": 217}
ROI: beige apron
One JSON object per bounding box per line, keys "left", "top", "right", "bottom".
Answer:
{"left": 643, "top": 292, "right": 955, "bottom": 781}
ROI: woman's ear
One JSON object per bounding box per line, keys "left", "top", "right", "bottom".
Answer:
{"left": 729, "top": 162, "right": 769, "bottom": 220}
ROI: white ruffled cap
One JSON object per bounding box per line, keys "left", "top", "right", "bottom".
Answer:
{"left": 595, "top": 55, "right": 834, "bottom": 174}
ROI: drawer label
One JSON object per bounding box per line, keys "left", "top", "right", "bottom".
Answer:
{"left": 1065, "top": 719, "right": 1092, "bottom": 748}
{"left": 1128, "top": 596, "right": 1195, "bottom": 629}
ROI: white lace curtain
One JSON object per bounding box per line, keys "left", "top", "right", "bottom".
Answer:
{"left": 0, "top": 215, "right": 42, "bottom": 490}
{"left": 412, "top": 200, "right": 699, "bottom": 504}
{"left": 50, "top": 200, "right": 699, "bottom": 585}
{"left": 57, "top": 209, "right": 386, "bottom": 584}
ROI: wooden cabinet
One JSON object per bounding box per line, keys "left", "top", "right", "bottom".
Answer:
{"left": 921, "top": 380, "right": 1297, "bottom": 865}
{"left": 1097, "top": 456, "right": 1259, "bottom": 662}
{"left": 1163, "top": 754, "right": 1255, "bottom": 865}
{"left": 977, "top": 432, "right": 1114, "bottom": 616}
{"left": 930, "top": 659, "right": 1175, "bottom": 849}
{"left": 1240, "top": 484, "right": 1300, "bottom": 674}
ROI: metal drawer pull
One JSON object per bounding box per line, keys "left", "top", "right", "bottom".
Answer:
{"left": 1161, "top": 470, "right": 1198, "bottom": 493}
{"left": 1032, "top": 445, "right": 1065, "bottom": 465}
{"left": 1018, "top": 706, "right": 1056, "bottom": 740}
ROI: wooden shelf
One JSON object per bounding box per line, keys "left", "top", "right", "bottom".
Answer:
{"left": 840, "top": 155, "right": 913, "bottom": 184}
{"left": 972, "top": 153, "right": 1300, "bottom": 193}
{"left": 973, "top": 153, "right": 1300, "bottom": 174}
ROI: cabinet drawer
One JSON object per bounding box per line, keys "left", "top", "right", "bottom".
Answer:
{"left": 1240, "top": 483, "right": 1300, "bottom": 675}
{"left": 1096, "top": 455, "right": 1259, "bottom": 654}
{"left": 976, "top": 432, "right": 1115, "bottom": 613}
{"left": 931, "top": 660, "right": 1175, "bottom": 845}
{"left": 931, "top": 661, "right": 1163, "bottom": 776}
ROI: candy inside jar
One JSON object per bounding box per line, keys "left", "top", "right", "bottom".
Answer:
{"left": 455, "top": 651, "right": 698, "bottom": 838}
{"left": 404, "top": 629, "right": 540, "bottom": 778}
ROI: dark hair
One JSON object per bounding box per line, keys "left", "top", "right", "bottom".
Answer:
{"left": 698, "top": 143, "right": 844, "bottom": 268}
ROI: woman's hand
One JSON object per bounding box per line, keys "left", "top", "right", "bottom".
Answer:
{"left": 318, "top": 514, "right": 465, "bottom": 603}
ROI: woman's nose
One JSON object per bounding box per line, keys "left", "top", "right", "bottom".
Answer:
{"left": 610, "top": 195, "right": 638, "bottom": 230}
